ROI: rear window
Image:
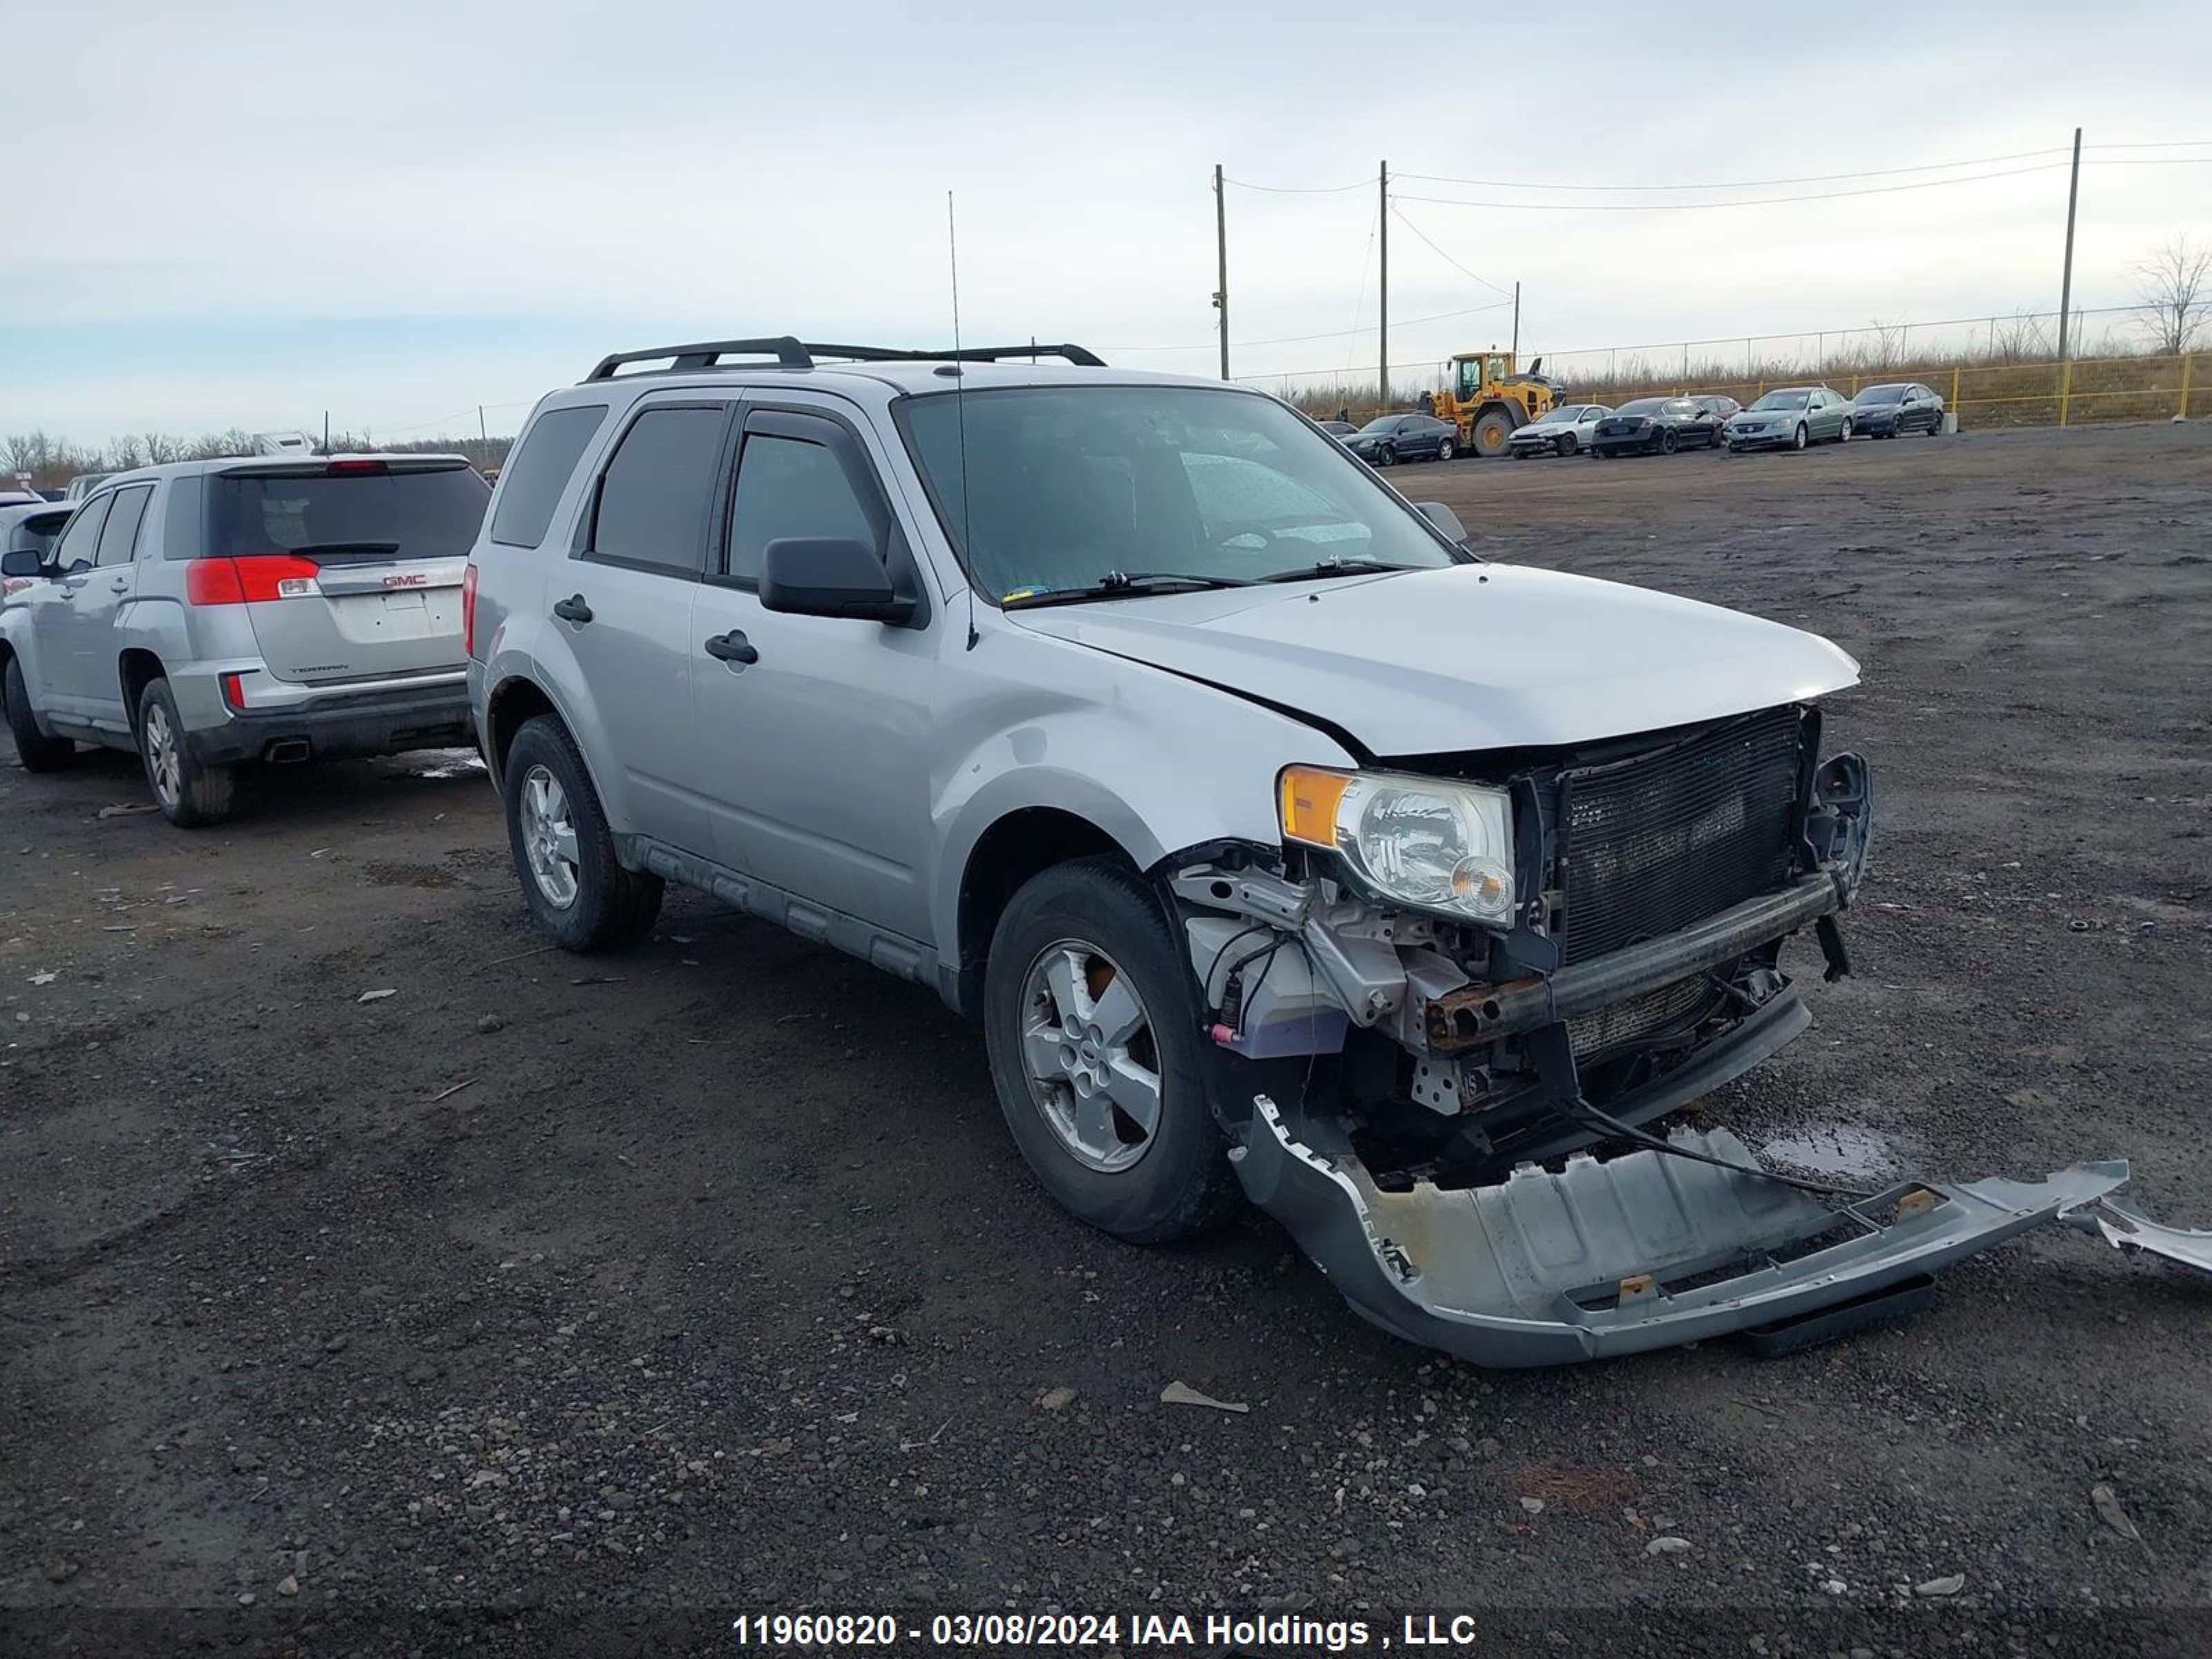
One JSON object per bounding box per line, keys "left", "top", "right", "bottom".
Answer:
{"left": 590, "top": 404, "right": 730, "bottom": 577}
{"left": 207, "top": 464, "right": 490, "bottom": 561}
{"left": 491, "top": 405, "right": 606, "bottom": 547}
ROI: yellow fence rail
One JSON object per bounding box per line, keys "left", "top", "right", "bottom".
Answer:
{"left": 1569, "top": 353, "right": 2200, "bottom": 431}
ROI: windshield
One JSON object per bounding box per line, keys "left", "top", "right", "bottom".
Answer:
{"left": 1615, "top": 399, "right": 1667, "bottom": 417}
{"left": 1855, "top": 385, "right": 1906, "bottom": 404}
{"left": 207, "top": 463, "right": 490, "bottom": 561}
{"left": 1749, "top": 391, "right": 1812, "bottom": 411}
{"left": 898, "top": 386, "right": 1463, "bottom": 601}
{"left": 1357, "top": 415, "right": 1401, "bottom": 433}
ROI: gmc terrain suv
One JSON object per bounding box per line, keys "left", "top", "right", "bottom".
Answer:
{"left": 1, "top": 454, "right": 489, "bottom": 823}
{"left": 461, "top": 336, "right": 2135, "bottom": 1367}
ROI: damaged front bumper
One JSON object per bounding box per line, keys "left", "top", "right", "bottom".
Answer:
{"left": 1233, "top": 1096, "right": 2204, "bottom": 1366}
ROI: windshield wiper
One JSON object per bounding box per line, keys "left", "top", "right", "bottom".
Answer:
{"left": 1002, "top": 571, "right": 1256, "bottom": 610}
{"left": 1256, "top": 557, "right": 1420, "bottom": 584}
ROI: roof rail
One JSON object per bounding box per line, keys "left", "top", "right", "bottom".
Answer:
{"left": 583, "top": 338, "right": 1106, "bottom": 380}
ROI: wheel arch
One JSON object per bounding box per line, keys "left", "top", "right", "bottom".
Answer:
{"left": 951, "top": 806, "right": 1144, "bottom": 1020}
{"left": 117, "top": 647, "right": 165, "bottom": 729}
{"left": 482, "top": 673, "right": 562, "bottom": 791}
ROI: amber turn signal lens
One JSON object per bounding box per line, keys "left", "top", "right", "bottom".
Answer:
{"left": 1279, "top": 766, "right": 1352, "bottom": 847}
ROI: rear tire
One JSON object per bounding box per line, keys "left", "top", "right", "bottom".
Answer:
{"left": 3, "top": 657, "right": 73, "bottom": 773}
{"left": 1659, "top": 429, "right": 1679, "bottom": 455}
{"left": 135, "top": 678, "right": 233, "bottom": 827}
{"left": 982, "top": 858, "right": 1237, "bottom": 1244}
{"left": 1838, "top": 420, "right": 1853, "bottom": 443}
{"left": 501, "top": 715, "right": 662, "bottom": 951}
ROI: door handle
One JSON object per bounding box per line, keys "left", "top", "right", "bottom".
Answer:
{"left": 110, "top": 577, "right": 129, "bottom": 593}
{"left": 552, "top": 594, "right": 593, "bottom": 624}
{"left": 704, "top": 630, "right": 758, "bottom": 665}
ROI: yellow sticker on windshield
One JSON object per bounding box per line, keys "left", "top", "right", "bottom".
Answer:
{"left": 1002, "top": 588, "right": 1038, "bottom": 602}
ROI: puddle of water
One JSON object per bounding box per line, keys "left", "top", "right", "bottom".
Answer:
{"left": 409, "top": 749, "right": 488, "bottom": 781}
{"left": 1760, "top": 1122, "right": 1903, "bottom": 1180}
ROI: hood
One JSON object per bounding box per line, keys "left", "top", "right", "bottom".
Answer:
{"left": 1006, "top": 563, "right": 1859, "bottom": 757}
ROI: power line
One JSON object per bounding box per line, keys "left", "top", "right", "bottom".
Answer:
{"left": 1394, "top": 160, "right": 2086, "bottom": 212}
{"left": 1387, "top": 205, "right": 1514, "bottom": 299}
{"left": 1103, "top": 299, "right": 1510, "bottom": 357}
{"left": 1394, "top": 145, "right": 2074, "bottom": 193}
{"left": 1222, "top": 173, "right": 1378, "bottom": 195}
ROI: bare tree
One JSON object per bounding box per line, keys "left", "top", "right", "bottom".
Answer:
{"left": 2135, "top": 235, "right": 2211, "bottom": 355}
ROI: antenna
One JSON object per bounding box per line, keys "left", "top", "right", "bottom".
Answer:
{"left": 948, "top": 191, "right": 979, "bottom": 652}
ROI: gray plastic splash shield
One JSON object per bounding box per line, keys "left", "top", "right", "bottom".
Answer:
{"left": 2068, "top": 1198, "right": 2212, "bottom": 1277}
{"left": 1231, "top": 1095, "right": 2133, "bottom": 1367}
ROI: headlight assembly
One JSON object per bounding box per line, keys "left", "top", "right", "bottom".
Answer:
{"left": 1279, "top": 765, "right": 1516, "bottom": 926}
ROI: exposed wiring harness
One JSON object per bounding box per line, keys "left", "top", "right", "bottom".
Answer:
{"left": 1559, "top": 1093, "right": 1882, "bottom": 1201}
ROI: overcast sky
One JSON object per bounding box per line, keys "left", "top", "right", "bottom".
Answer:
{"left": 6, "top": 1, "right": 2209, "bottom": 443}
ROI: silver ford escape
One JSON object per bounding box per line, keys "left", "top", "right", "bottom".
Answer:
{"left": 1, "top": 454, "right": 489, "bottom": 823}
{"left": 462, "top": 337, "right": 2195, "bottom": 1366}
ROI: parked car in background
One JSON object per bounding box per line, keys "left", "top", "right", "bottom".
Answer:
{"left": 1342, "top": 411, "right": 1456, "bottom": 467}
{"left": 1506, "top": 402, "right": 1611, "bottom": 458}
{"left": 1725, "top": 387, "right": 1855, "bottom": 453}
{"left": 62, "top": 473, "right": 113, "bottom": 501}
{"left": 1, "top": 454, "right": 490, "bottom": 825}
{"left": 0, "top": 502, "right": 75, "bottom": 590}
{"left": 1850, "top": 382, "right": 1947, "bottom": 438}
{"left": 1591, "top": 397, "right": 1725, "bottom": 456}
{"left": 1691, "top": 394, "right": 1742, "bottom": 424}
{"left": 1315, "top": 420, "right": 1357, "bottom": 441}
{"left": 0, "top": 491, "right": 44, "bottom": 509}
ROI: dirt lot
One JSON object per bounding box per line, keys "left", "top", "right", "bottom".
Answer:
{"left": 4, "top": 423, "right": 2209, "bottom": 1656}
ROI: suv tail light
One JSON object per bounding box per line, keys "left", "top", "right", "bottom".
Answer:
{"left": 462, "top": 562, "right": 479, "bottom": 657}
{"left": 185, "top": 555, "right": 323, "bottom": 606}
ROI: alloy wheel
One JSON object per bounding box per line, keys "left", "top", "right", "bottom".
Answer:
{"left": 142, "top": 703, "right": 182, "bottom": 809}
{"left": 518, "top": 763, "right": 581, "bottom": 908}
{"left": 1016, "top": 940, "right": 1161, "bottom": 1174}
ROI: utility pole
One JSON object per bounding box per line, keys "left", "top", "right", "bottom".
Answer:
{"left": 1378, "top": 160, "right": 1389, "bottom": 412}
{"left": 1212, "top": 163, "right": 1230, "bottom": 380}
{"left": 321, "top": 411, "right": 330, "bottom": 455}
{"left": 2056, "top": 126, "right": 2083, "bottom": 360}
{"left": 1511, "top": 282, "right": 1521, "bottom": 358}
{"left": 478, "top": 405, "right": 487, "bottom": 444}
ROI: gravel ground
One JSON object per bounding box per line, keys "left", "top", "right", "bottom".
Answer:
{"left": 3, "top": 422, "right": 2209, "bottom": 1657}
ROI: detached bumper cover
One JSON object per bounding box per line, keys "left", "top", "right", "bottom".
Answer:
{"left": 1231, "top": 1094, "right": 2189, "bottom": 1367}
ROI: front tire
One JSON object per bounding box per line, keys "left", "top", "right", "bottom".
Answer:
{"left": 501, "top": 715, "right": 662, "bottom": 951}
{"left": 1471, "top": 410, "right": 1515, "bottom": 457}
{"left": 1374, "top": 445, "right": 1395, "bottom": 468}
{"left": 1659, "top": 429, "right": 1679, "bottom": 455}
{"left": 3, "top": 657, "right": 73, "bottom": 773}
{"left": 135, "top": 677, "right": 233, "bottom": 827}
{"left": 1557, "top": 434, "right": 1577, "bottom": 458}
{"left": 983, "top": 858, "right": 1235, "bottom": 1244}
{"left": 1436, "top": 436, "right": 1456, "bottom": 462}
{"left": 1792, "top": 422, "right": 1809, "bottom": 451}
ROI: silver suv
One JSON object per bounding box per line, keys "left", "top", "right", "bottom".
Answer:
{"left": 1, "top": 454, "right": 489, "bottom": 824}
{"left": 463, "top": 337, "right": 2143, "bottom": 1367}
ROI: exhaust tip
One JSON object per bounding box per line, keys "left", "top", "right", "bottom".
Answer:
{"left": 263, "top": 738, "right": 311, "bottom": 763}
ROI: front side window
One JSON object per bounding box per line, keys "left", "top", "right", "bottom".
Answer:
{"left": 590, "top": 404, "right": 730, "bottom": 577}
{"left": 899, "top": 384, "right": 1463, "bottom": 603}
{"left": 726, "top": 433, "right": 878, "bottom": 584}
{"left": 493, "top": 404, "right": 606, "bottom": 547}
{"left": 95, "top": 485, "right": 153, "bottom": 565}
{"left": 50, "top": 493, "right": 112, "bottom": 572}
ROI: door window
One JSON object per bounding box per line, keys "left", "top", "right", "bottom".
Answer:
{"left": 725, "top": 433, "right": 879, "bottom": 585}
{"left": 493, "top": 405, "right": 606, "bottom": 547}
{"left": 50, "top": 494, "right": 112, "bottom": 573}
{"left": 95, "top": 486, "right": 153, "bottom": 566}
{"left": 590, "top": 404, "right": 730, "bottom": 577}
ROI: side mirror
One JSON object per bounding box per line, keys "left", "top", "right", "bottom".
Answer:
{"left": 1, "top": 549, "right": 44, "bottom": 579}
{"left": 1415, "top": 501, "right": 1467, "bottom": 542}
{"left": 759, "top": 537, "right": 915, "bottom": 624}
